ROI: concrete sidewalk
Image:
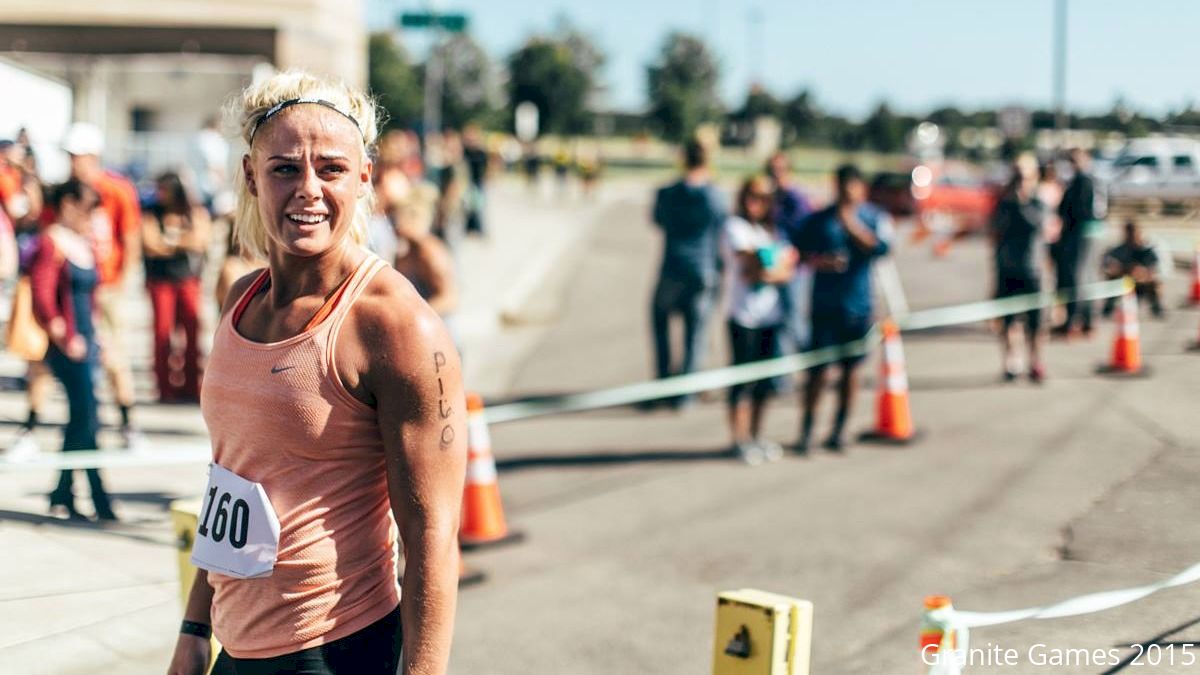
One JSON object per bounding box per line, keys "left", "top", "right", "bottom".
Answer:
{"left": 0, "top": 175, "right": 644, "bottom": 674}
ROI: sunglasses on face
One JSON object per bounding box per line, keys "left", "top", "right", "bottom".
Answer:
{"left": 747, "top": 192, "right": 773, "bottom": 202}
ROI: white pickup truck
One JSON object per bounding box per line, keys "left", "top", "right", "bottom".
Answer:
{"left": 1102, "top": 137, "right": 1200, "bottom": 207}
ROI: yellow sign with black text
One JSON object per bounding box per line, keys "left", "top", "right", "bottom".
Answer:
{"left": 713, "top": 589, "right": 812, "bottom": 675}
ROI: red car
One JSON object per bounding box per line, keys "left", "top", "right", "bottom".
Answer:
{"left": 912, "top": 166, "right": 1001, "bottom": 235}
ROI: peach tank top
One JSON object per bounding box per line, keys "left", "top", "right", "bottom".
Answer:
{"left": 200, "top": 254, "right": 399, "bottom": 659}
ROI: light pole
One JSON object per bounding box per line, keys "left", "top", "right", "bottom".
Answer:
{"left": 398, "top": 5, "right": 468, "bottom": 160}
{"left": 1053, "top": 0, "right": 1068, "bottom": 133}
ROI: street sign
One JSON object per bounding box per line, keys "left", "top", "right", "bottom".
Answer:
{"left": 399, "top": 12, "right": 468, "bottom": 32}
{"left": 515, "top": 102, "right": 539, "bottom": 142}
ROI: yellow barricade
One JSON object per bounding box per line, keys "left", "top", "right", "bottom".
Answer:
{"left": 170, "top": 499, "right": 221, "bottom": 672}
{"left": 713, "top": 589, "right": 813, "bottom": 675}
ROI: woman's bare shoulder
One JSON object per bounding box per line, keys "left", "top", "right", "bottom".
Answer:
{"left": 355, "top": 265, "right": 452, "bottom": 357}
{"left": 219, "top": 269, "right": 265, "bottom": 319}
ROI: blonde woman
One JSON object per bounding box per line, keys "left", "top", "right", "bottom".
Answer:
{"left": 167, "top": 71, "right": 466, "bottom": 675}
{"left": 392, "top": 182, "right": 457, "bottom": 317}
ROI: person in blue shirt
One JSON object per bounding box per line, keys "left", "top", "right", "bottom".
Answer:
{"left": 647, "top": 139, "right": 726, "bottom": 408}
{"left": 789, "top": 164, "right": 891, "bottom": 453}
{"left": 766, "top": 151, "right": 813, "bottom": 234}
{"left": 766, "top": 151, "right": 814, "bottom": 347}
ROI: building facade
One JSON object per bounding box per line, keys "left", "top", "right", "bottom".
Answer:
{"left": 0, "top": 0, "right": 365, "bottom": 177}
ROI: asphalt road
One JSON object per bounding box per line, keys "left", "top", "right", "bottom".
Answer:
{"left": 451, "top": 190, "right": 1200, "bottom": 674}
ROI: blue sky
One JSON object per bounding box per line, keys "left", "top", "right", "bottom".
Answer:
{"left": 367, "top": 0, "right": 1199, "bottom": 119}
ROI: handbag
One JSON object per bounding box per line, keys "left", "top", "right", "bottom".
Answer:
{"left": 5, "top": 276, "right": 48, "bottom": 361}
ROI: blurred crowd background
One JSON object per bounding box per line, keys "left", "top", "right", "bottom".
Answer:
{"left": 0, "top": 0, "right": 1196, "bottom": 468}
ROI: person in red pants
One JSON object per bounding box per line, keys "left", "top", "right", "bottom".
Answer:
{"left": 142, "top": 172, "right": 210, "bottom": 402}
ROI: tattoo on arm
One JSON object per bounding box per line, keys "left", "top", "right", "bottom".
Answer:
{"left": 434, "top": 351, "right": 455, "bottom": 448}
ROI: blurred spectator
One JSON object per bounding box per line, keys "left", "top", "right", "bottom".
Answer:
{"left": 368, "top": 162, "right": 411, "bottom": 265}
{"left": 721, "top": 175, "right": 795, "bottom": 464}
{"left": 765, "top": 150, "right": 813, "bottom": 346}
{"left": 1053, "top": 148, "right": 1100, "bottom": 337}
{"left": 4, "top": 144, "right": 49, "bottom": 458}
{"left": 1102, "top": 220, "right": 1164, "bottom": 319}
{"left": 1, "top": 139, "right": 45, "bottom": 283}
{"left": 991, "top": 154, "right": 1046, "bottom": 382}
{"left": 432, "top": 129, "right": 469, "bottom": 248}
{"left": 552, "top": 144, "right": 572, "bottom": 196}
{"left": 142, "top": 172, "right": 210, "bottom": 402}
{"left": 790, "top": 164, "right": 891, "bottom": 453}
{"left": 62, "top": 122, "right": 142, "bottom": 448}
{"left": 15, "top": 127, "right": 38, "bottom": 174}
{"left": 0, "top": 142, "right": 22, "bottom": 284}
{"left": 522, "top": 141, "right": 543, "bottom": 192}
{"left": 193, "top": 116, "right": 231, "bottom": 215}
{"left": 648, "top": 138, "right": 725, "bottom": 409}
{"left": 576, "top": 141, "right": 603, "bottom": 198}
{"left": 378, "top": 129, "right": 424, "bottom": 183}
{"left": 765, "top": 151, "right": 813, "bottom": 233}
{"left": 1036, "top": 161, "right": 1063, "bottom": 246}
{"left": 215, "top": 224, "right": 262, "bottom": 313}
{"left": 393, "top": 182, "right": 458, "bottom": 332}
{"left": 462, "top": 124, "right": 490, "bottom": 237}
{"left": 1, "top": 139, "right": 42, "bottom": 233}
{"left": 30, "top": 179, "right": 115, "bottom": 520}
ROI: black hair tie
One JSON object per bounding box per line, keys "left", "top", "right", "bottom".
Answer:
{"left": 249, "top": 97, "right": 362, "bottom": 144}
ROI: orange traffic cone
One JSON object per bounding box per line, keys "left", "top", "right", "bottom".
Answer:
{"left": 1099, "top": 282, "right": 1145, "bottom": 376}
{"left": 460, "top": 393, "right": 523, "bottom": 549}
{"left": 860, "top": 320, "right": 918, "bottom": 444}
{"left": 1188, "top": 246, "right": 1200, "bottom": 306}
{"left": 920, "top": 595, "right": 966, "bottom": 674}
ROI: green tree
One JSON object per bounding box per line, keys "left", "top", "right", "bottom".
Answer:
{"left": 782, "top": 89, "right": 821, "bottom": 144}
{"left": 861, "top": 102, "right": 920, "bottom": 153}
{"left": 862, "top": 102, "right": 907, "bottom": 153}
{"left": 507, "top": 31, "right": 600, "bottom": 135}
{"left": 646, "top": 32, "right": 722, "bottom": 142}
{"left": 820, "top": 114, "right": 863, "bottom": 150}
{"left": 430, "top": 33, "right": 499, "bottom": 128}
{"left": 731, "top": 85, "right": 782, "bottom": 121}
{"left": 367, "top": 32, "right": 423, "bottom": 129}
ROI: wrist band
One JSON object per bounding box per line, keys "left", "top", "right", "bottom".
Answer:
{"left": 180, "top": 620, "right": 212, "bottom": 639}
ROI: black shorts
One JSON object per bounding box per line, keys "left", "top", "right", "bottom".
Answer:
{"left": 996, "top": 275, "right": 1041, "bottom": 331}
{"left": 213, "top": 605, "right": 402, "bottom": 675}
{"left": 727, "top": 321, "right": 785, "bottom": 403}
{"left": 808, "top": 312, "right": 872, "bottom": 370}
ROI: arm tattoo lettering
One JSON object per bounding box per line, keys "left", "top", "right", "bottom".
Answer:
{"left": 434, "top": 351, "right": 454, "bottom": 448}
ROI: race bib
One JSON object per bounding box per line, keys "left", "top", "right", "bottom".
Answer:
{"left": 190, "top": 463, "right": 280, "bottom": 579}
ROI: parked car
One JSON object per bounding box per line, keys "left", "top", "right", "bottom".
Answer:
{"left": 870, "top": 164, "right": 1000, "bottom": 234}
{"left": 1103, "top": 137, "right": 1200, "bottom": 205}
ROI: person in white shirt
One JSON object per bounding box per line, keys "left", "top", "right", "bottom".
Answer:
{"left": 721, "top": 175, "right": 797, "bottom": 465}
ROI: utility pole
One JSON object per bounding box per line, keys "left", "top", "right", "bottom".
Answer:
{"left": 746, "top": 5, "right": 764, "bottom": 88}
{"left": 1053, "top": 0, "right": 1068, "bottom": 132}
{"left": 398, "top": 5, "right": 468, "bottom": 159}
{"left": 423, "top": 22, "right": 443, "bottom": 143}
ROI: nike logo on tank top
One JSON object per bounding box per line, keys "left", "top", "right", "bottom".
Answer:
{"left": 199, "top": 253, "right": 400, "bottom": 659}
